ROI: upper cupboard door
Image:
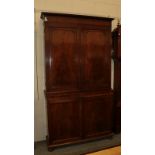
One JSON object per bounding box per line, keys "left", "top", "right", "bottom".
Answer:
{"left": 45, "top": 27, "right": 80, "bottom": 91}
{"left": 80, "top": 28, "right": 112, "bottom": 91}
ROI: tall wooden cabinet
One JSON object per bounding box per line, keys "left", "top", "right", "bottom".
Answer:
{"left": 112, "top": 24, "right": 121, "bottom": 133}
{"left": 41, "top": 13, "right": 114, "bottom": 150}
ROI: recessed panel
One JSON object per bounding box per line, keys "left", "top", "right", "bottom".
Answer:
{"left": 46, "top": 28, "right": 79, "bottom": 91}
{"left": 82, "top": 94, "right": 113, "bottom": 138}
{"left": 81, "top": 29, "right": 111, "bottom": 90}
{"left": 47, "top": 97, "right": 81, "bottom": 144}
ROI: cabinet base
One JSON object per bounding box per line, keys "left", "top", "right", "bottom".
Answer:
{"left": 46, "top": 133, "right": 114, "bottom": 151}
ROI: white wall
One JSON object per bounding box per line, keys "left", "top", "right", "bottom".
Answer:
{"left": 34, "top": 0, "right": 121, "bottom": 142}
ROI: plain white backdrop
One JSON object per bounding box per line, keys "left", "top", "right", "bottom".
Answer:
{"left": 0, "top": 0, "right": 155, "bottom": 155}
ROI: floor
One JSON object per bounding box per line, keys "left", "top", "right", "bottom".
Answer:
{"left": 34, "top": 133, "right": 121, "bottom": 155}
{"left": 86, "top": 146, "right": 121, "bottom": 155}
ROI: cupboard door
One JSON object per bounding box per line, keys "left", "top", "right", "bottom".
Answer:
{"left": 47, "top": 96, "right": 81, "bottom": 144}
{"left": 82, "top": 94, "right": 113, "bottom": 138}
{"left": 45, "top": 27, "right": 79, "bottom": 91}
{"left": 80, "top": 29, "right": 111, "bottom": 90}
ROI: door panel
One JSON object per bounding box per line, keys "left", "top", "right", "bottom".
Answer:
{"left": 45, "top": 27, "right": 79, "bottom": 91}
{"left": 82, "top": 93, "right": 113, "bottom": 138}
{"left": 47, "top": 96, "right": 81, "bottom": 144}
{"left": 80, "top": 29, "right": 111, "bottom": 90}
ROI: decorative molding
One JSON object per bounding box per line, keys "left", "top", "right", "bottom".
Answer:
{"left": 36, "top": 9, "right": 120, "bottom": 21}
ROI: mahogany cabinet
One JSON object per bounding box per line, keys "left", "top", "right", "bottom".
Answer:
{"left": 112, "top": 24, "right": 121, "bottom": 133}
{"left": 41, "top": 12, "right": 114, "bottom": 149}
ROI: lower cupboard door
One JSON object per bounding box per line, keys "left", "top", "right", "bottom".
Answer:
{"left": 47, "top": 99, "right": 81, "bottom": 145}
{"left": 82, "top": 94, "right": 113, "bottom": 138}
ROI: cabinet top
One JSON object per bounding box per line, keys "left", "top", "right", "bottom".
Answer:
{"left": 41, "top": 12, "right": 114, "bottom": 21}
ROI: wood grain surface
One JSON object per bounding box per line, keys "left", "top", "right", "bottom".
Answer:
{"left": 86, "top": 146, "right": 121, "bottom": 155}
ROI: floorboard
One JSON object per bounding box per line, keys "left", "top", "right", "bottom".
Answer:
{"left": 86, "top": 146, "right": 121, "bottom": 155}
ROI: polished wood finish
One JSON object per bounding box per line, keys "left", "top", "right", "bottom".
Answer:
{"left": 86, "top": 146, "right": 121, "bottom": 155}
{"left": 112, "top": 24, "right": 121, "bottom": 133}
{"left": 41, "top": 12, "right": 114, "bottom": 149}
{"left": 80, "top": 28, "right": 111, "bottom": 91}
{"left": 47, "top": 94, "right": 81, "bottom": 144}
{"left": 82, "top": 93, "right": 113, "bottom": 138}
